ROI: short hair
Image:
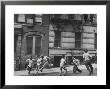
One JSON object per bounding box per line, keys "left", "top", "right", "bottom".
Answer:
{"left": 62, "top": 55, "right": 65, "bottom": 58}
{"left": 41, "top": 56, "right": 44, "bottom": 59}
{"left": 84, "top": 49, "right": 88, "bottom": 53}
{"left": 30, "top": 56, "right": 33, "bottom": 60}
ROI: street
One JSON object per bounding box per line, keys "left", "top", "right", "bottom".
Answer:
{"left": 14, "top": 64, "right": 97, "bottom": 76}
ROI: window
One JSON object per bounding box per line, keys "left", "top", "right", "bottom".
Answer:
{"left": 14, "top": 14, "right": 18, "bottom": 23}
{"left": 26, "top": 14, "right": 34, "bottom": 24}
{"left": 35, "top": 36, "right": 41, "bottom": 55}
{"left": 17, "top": 14, "right": 25, "bottom": 22}
{"left": 14, "top": 34, "right": 18, "bottom": 53}
{"left": 75, "top": 32, "right": 81, "bottom": 48}
{"left": 95, "top": 33, "right": 97, "bottom": 49}
{"left": 90, "top": 14, "right": 94, "bottom": 23}
{"left": 26, "top": 36, "right": 33, "bottom": 55}
{"left": 35, "top": 14, "right": 42, "bottom": 24}
{"left": 54, "top": 30, "right": 61, "bottom": 47}
{"left": 83, "top": 14, "right": 88, "bottom": 23}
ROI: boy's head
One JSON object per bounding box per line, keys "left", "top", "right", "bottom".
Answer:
{"left": 84, "top": 49, "right": 88, "bottom": 53}
{"left": 72, "top": 56, "right": 75, "bottom": 60}
{"left": 41, "top": 56, "right": 44, "bottom": 59}
{"left": 62, "top": 55, "right": 65, "bottom": 58}
{"left": 30, "top": 56, "right": 32, "bottom": 60}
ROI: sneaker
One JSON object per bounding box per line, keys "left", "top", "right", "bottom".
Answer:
{"left": 59, "top": 73, "right": 61, "bottom": 76}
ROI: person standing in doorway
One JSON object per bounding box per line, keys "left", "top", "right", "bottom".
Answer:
{"left": 59, "top": 55, "right": 67, "bottom": 76}
{"left": 83, "top": 49, "right": 93, "bottom": 75}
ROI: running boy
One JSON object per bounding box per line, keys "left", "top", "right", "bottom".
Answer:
{"left": 83, "top": 49, "right": 93, "bottom": 75}
{"left": 59, "top": 55, "right": 67, "bottom": 76}
{"left": 26, "top": 56, "right": 34, "bottom": 74}
{"left": 72, "top": 56, "right": 82, "bottom": 74}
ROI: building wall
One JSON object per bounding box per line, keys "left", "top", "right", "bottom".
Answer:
{"left": 82, "top": 26, "right": 97, "bottom": 49}
{"left": 14, "top": 14, "right": 49, "bottom": 70}
{"left": 49, "top": 15, "right": 97, "bottom": 67}
{"left": 49, "top": 24, "right": 97, "bottom": 55}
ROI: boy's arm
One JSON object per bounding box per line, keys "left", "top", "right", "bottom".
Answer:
{"left": 83, "top": 54, "right": 85, "bottom": 61}
{"left": 89, "top": 54, "right": 92, "bottom": 59}
{"left": 26, "top": 59, "right": 29, "bottom": 62}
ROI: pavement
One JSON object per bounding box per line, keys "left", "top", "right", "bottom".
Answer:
{"left": 14, "top": 64, "right": 97, "bottom": 76}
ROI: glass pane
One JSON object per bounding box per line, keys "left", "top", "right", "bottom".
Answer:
{"left": 17, "top": 14, "right": 25, "bottom": 22}
{"left": 27, "top": 19, "right": 33, "bottom": 24}
{"left": 14, "top": 35, "right": 18, "bottom": 53}
{"left": 75, "top": 32, "right": 81, "bottom": 48}
{"left": 35, "top": 36, "right": 41, "bottom": 55}
{"left": 27, "top": 36, "right": 33, "bottom": 55}
{"left": 75, "top": 41, "right": 81, "bottom": 48}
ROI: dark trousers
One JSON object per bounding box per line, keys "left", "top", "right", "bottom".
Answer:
{"left": 85, "top": 60, "right": 93, "bottom": 74}
{"left": 26, "top": 66, "right": 32, "bottom": 74}
{"left": 73, "top": 65, "right": 82, "bottom": 73}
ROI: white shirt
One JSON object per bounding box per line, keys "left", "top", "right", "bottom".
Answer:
{"left": 83, "top": 53, "right": 92, "bottom": 61}
{"left": 26, "top": 59, "right": 34, "bottom": 67}
{"left": 60, "top": 58, "right": 66, "bottom": 67}
{"left": 73, "top": 58, "right": 79, "bottom": 65}
{"left": 37, "top": 58, "right": 42, "bottom": 66}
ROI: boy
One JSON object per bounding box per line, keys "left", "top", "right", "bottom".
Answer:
{"left": 72, "top": 56, "right": 82, "bottom": 74}
{"left": 83, "top": 49, "right": 93, "bottom": 75}
{"left": 26, "top": 56, "right": 34, "bottom": 74}
{"left": 59, "top": 55, "right": 67, "bottom": 76}
{"left": 35, "top": 55, "right": 43, "bottom": 75}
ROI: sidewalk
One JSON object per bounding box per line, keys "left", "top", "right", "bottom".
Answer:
{"left": 14, "top": 64, "right": 97, "bottom": 76}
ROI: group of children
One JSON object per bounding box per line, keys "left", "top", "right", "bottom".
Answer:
{"left": 59, "top": 49, "right": 94, "bottom": 76}
{"left": 26, "top": 55, "right": 49, "bottom": 75}
{"left": 26, "top": 49, "right": 94, "bottom": 76}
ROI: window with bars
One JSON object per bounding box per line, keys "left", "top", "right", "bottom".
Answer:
{"left": 75, "top": 32, "right": 81, "bottom": 48}
{"left": 54, "top": 30, "right": 61, "bottom": 47}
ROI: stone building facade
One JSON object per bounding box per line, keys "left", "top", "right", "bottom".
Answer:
{"left": 49, "top": 14, "right": 97, "bottom": 67}
{"left": 14, "top": 14, "right": 97, "bottom": 69}
{"left": 14, "top": 14, "right": 49, "bottom": 70}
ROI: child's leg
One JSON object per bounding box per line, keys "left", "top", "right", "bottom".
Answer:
{"left": 28, "top": 67, "right": 31, "bottom": 74}
{"left": 73, "top": 65, "right": 77, "bottom": 73}
{"left": 59, "top": 67, "right": 63, "bottom": 76}
{"left": 76, "top": 66, "right": 82, "bottom": 73}
{"left": 89, "top": 62, "right": 93, "bottom": 74}
{"left": 63, "top": 66, "right": 67, "bottom": 75}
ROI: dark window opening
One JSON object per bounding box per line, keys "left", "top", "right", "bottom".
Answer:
{"left": 54, "top": 30, "right": 61, "bottom": 47}
{"left": 14, "top": 14, "right": 18, "bottom": 23}
{"left": 90, "top": 14, "right": 94, "bottom": 23}
{"left": 83, "top": 14, "right": 88, "bottom": 23}
{"left": 14, "top": 35, "right": 18, "bottom": 54}
{"left": 35, "top": 36, "right": 41, "bottom": 55}
{"left": 26, "top": 14, "right": 35, "bottom": 24}
{"left": 75, "top": 32, "right": 81, "bottom": 48}
{"left": 53, "top": 56, "right": 62, "bottom": 67}
{"left": 26, "top": 36, "right": 33, "bottom": 55}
